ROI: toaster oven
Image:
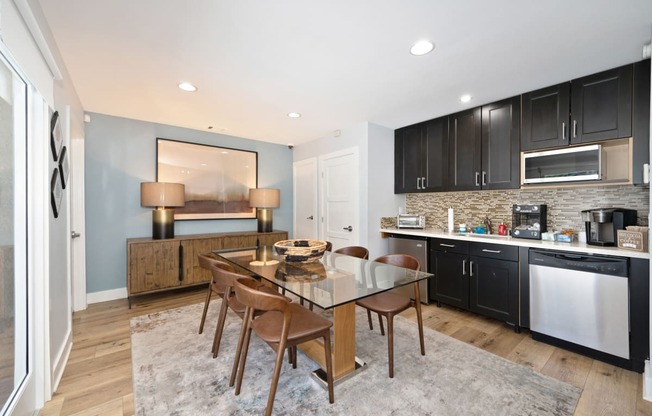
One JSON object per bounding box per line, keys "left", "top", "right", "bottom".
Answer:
{"left": 397, "top": 214, "right": 426, "bottom": 229}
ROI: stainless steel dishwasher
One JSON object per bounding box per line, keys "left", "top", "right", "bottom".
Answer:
{"left": 388, "top": 234, "right": 430, "bottom": 304}
{"left": 529, "top": 249, "right": 629, "bottom": 359}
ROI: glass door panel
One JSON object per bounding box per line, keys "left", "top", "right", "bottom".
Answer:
{"left": 0, "top": 50, "right": 28, "bottom": 416}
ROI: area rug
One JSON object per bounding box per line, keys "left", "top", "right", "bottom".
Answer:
{"left": 131, "top": 302, "right": 581, "bottom": 415}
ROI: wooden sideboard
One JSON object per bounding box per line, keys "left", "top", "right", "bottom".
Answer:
{"left": 126, "top": 230, "right": 288, "bottom": 305}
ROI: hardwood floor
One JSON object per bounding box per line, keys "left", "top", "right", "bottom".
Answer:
{"left": 39, "top": 287, "right": 652, "bottom": 416}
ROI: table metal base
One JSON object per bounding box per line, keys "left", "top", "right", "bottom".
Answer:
{"left": 311, "top": 357, "right": 366, "bottom": 388}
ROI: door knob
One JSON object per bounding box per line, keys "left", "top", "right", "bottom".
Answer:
{"left": 71, "top": 231, "right": 81, "bottom": 238}
{"left": 307, "top": 215, "right": 314, "bottom": 220}
{"left": 343, "top": 226, "right": 353, "bottom": 232}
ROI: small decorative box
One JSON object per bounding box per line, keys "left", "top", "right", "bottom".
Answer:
{"left": 617, "top": 227, "right": 649, "bottom": 252}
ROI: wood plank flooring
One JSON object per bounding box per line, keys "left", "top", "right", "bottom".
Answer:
{"left": 39, "top": 287, "right": 652, "bottom": 415}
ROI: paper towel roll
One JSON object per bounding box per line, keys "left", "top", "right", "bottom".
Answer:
{"left": 448, "top": 207, "right": 454, "bottom": 232}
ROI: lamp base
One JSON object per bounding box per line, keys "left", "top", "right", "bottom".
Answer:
{"left": 152, "top": 209, "right": 175, "bottom": 239}
{"left": 256, "top": 208, "right": 273, "bottom": 233}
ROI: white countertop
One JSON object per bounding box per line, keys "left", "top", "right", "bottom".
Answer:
{"left": 380, "top": 228, "right": 650, "bottom": 259}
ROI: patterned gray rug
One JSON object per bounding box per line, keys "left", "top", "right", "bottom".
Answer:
{"left": 131, "top": 302, "right": 581, "bottom": 415}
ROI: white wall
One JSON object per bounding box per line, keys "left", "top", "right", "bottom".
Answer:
{"left": 367, "top": 123, "right": 405, "bottom": 258}
{"left": 293, "top": 122, "right": 404, "bottom": 259}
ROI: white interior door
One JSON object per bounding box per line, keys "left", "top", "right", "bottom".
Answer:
{"left": 320, "top": 148, "right": 359, "bottom": 251}
{"left": 293, "top": 158, "right": 318, "bottom": 239}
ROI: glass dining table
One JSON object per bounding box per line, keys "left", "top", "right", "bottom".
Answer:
{"left": 211, "top": 245, "right": 433, "bottom": 381}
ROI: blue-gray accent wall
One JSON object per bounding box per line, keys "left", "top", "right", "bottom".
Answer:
{"left": 84, "top": 113, "right": 293, "bottom": 294}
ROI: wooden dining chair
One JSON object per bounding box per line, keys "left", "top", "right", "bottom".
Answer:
{"left": 333, "top": 245, "right": 369, "bottom": 260}
{"left": 231, "top": 277, "right": 335, "bottom": 416}
{"left": 355, "top": 254, "right": 425, "bottom": 378}
{"left": 197, "top": 254, "right": 234, "bottom": 335}
{"left": 198, "top": 254, "right": 286, "bottom": 358}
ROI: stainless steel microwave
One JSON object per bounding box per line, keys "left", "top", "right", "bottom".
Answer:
{"left": 523, "top": 144, "right": 602, "bottom": 184}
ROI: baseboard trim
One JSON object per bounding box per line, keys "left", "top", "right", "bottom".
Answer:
{"left": 51, "top": 330, "right": 72, "bottom": 393}
{"left": 644, "top": 361, "right": 652, "bottom": 401}
{"left": 87, "top": 287, "right": 128, "bottom": 304}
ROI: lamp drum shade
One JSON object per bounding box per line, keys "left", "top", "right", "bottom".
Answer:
{"left": 141, "top": 182, "right": 185, "bottom": 208}
{"left": 249, "top": 188, "right": 280, "bottom": 208}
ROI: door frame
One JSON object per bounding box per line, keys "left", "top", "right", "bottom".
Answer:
{"left": 70, "top": 115, "right": 87, "bottom": 311}
{"left": 292, "top": 157, "right": 318, "bottom": 240}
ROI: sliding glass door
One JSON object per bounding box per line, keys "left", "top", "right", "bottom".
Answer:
{"left": 0, "top": 50, "right": 28, "bottom": 415}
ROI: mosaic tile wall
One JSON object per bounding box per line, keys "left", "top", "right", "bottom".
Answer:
{"left": 382, "top": 185, "right": 649, "bottom": 234}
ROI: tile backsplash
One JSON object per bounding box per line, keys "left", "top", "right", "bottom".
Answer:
{"left": 383, "top": 185, "right": 649, "bottom": 234}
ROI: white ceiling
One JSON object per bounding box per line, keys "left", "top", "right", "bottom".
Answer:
{"left": 38, "top": 0, "right": 652, "bottom": 146}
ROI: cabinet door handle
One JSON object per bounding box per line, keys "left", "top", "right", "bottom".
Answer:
{"left": 482, "top": 248, "right": 501, "bottom": 254}
{"left": 475, "top": 172, "right": 480, "bottom": 186}
{"left": 482, "top": 171, "right": 487, "bottom": 186}
{"left": 416, "top": 177, "right": 421, "bottom": 190}
{"left": 573, "top": 120, "right": 578, "bottom": 138}
{"left": 440, "top": 243, "right": 455, "bottom": 248}
{"left": 462, "top": 259, "right": 466, "bottom": 275}
{"left": 178, "top": 244, "right": 184, "bottom": 281}
{"left": 469, "top": 260, "right": 474, "bottom": 277}
{"left": 561, "top": 122, "right": 566, "bottom": 141}
{"left": 422, "top": 176, "right": 426, "bottom": 188}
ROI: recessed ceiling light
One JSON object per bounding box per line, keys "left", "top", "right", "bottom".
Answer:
{"left": 410, "top": 40, "right": 435, "bottom": 56}
{"left": 460, "top": 94, "right": 472, "bottom": 103}
{"left": 287, "top": 112, "right": 301, "bottom": 118}
{"left": 178, "top": 82, "right": 197, "bottom": 92}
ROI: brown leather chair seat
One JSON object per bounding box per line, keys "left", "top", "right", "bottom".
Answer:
{"left": 356, "top": 291, "right": 410, "bottom": 314}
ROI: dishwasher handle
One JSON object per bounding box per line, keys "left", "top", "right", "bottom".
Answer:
{"left": 529, "top": 249, "right": 628, "bottom": 277}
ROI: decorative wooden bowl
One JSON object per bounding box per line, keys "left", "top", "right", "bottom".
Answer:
{"left": 273, "top": 239, "right": 328, "bottom": 263}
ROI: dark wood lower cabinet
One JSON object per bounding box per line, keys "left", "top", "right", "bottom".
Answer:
{"left": 469, "top": 256, "right": 518, "bottom": 325}
{"left": 430, "top": 238, "right": 519, "bottom": 329}
{"left": 431, "top": 251, "right": 469, "bottom": 308}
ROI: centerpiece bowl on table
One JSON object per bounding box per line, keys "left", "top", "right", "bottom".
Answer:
{"left": 273, "top": 239, "right": 328, "bottom": 263}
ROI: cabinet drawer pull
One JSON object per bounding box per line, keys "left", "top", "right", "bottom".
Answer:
{"left": 482, "top": 248, "right": 501, "bottom": 254}
{"left": 561, "top": 122, "right": 566, "bottom": 141}
{"left": 475, "top": 172, "right": 480, "bottom": 186}
{"left": 462, "top": 259, "right": 466, "bottom": 275}
{"left": 440, "top": 243, "right": 455, "bottom": 248}
{"left": 469, "top": 260, "right": 474, "bottom": 277}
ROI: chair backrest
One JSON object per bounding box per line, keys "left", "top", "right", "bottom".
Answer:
{"left": 198, "top": 253, "right": 235, "bottom": 273}
{"left": 334, "top": 246, "right": 369, "bottom": 260}
{"left": 373, "top": 254, "right": 420, "bottom": 272}
{"left": 233, "top": 277, "right": 290, "bottom": 313}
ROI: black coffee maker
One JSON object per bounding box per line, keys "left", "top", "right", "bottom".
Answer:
{"left": 581, "top": 208, "right": 637, "bottom": 246}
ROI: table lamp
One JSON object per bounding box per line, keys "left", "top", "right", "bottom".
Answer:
{"left": 140, "top": 182, "right": 185, "bottom": 239}
{"left": 249, "top": 188, "right": 280, "bottom": 233}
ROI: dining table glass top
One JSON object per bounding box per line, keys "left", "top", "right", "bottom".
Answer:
{"left": 213, "top": 246, "right": 432, "bottom": 310}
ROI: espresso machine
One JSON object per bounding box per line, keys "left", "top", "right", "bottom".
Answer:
{"left": 581, "top": 208, "right": 637, "bottom": 246}
{"left": 512, "top": 204, "right": 547, "bottom": 239}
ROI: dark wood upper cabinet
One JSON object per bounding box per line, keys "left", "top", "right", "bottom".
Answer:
{"left": 632, "top": 59, "right": 650, "bottom": 185}
{"left": 394, "top": 117, "right": 449, "bottom": 193}
{"left": 394, "top": 124, "right": 422, "bottom": 193}
{"left": 571, "top": 65, "right": 632, "bottom": 144}
{"left": 481, "top": 96, "right": 521, "bottom": 190}
{"left": 522, "top": 64, "right": 634, "bottom": 151}
{"left": 448, "top": 107, "right": 481, "bottom": 191}
{"left": 448, "top": 98, "right": 520, "bottom": 191}
{"left": 521, "top": 83, "right": 570, "bottom": 151}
